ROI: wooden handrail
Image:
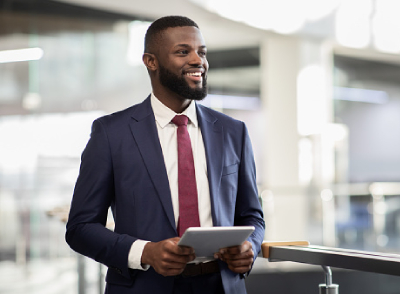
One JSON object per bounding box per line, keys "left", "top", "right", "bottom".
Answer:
{"left": 261, "top": 241, "right": 310, "bottom": 258}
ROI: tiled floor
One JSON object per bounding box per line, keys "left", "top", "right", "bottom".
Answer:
{"left": 0, "top": 257, "right": 104, "bottom": 294}
{"left": 0, "top": 259, "right": 76, "bottom": 294}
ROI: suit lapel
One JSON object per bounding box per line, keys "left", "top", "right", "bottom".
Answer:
{"left": 129, "top": 97, "right": 176, "bottom": 232}
{"left": 196, "top": 104, "right": 224, "bottom": 226}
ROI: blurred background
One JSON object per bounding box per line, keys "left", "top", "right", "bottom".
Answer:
{"left": 1, "top": 0, "right": 400, "bottom": 293}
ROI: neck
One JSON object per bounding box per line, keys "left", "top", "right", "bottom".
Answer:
{"left": 152, "top": 87, "right": 191, "bottom": 113}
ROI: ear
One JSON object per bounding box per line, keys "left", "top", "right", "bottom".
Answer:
{"left": 142, "top": 53, "right": 158, "bottom": 72}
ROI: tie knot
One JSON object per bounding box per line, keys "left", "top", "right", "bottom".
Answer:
{"left": 172, "top": 115, "right": 189, "bottom": 127}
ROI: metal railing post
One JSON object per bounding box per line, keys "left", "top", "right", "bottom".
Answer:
{"left": 319, "top": 266, "right": 339, "bottom": 294}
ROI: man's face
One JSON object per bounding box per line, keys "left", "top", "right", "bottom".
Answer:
{"left": 156, "top": 26, "right": 209, "bottom": 100}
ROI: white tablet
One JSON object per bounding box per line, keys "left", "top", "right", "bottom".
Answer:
{"left": 177, "top": 226, "right": 255, "bottom": 261}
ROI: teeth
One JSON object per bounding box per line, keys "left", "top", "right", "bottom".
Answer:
{"left": 186, "top": 72, "right": 201, "bottom": 77}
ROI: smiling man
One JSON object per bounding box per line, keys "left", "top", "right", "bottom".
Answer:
{"left": 66, "top": 16, "right": 265, "bottom": 294}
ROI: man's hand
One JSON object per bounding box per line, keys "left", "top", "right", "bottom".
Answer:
{"left": 141, "top": 237, "right": 195, "bottom": 276}
{"left": 214, "top": 241, "right": 254, "bottom": 274}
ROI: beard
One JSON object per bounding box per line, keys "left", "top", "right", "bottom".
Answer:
{"left": 158, "top": 64, "right": 207, "bottom": 101}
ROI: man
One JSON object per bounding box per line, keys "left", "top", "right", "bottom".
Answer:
{"left": 66, "top": 15, "right": 265, "bottom": 294}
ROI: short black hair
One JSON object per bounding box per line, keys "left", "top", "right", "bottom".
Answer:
{"left": 144, "top": 15, "right": 199, "bottom": 54}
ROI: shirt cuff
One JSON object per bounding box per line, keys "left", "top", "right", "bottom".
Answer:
{"left": 128, "top": 240, "right": 151, "bottom": 270}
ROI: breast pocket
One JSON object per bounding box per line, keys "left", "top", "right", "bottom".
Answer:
{"left": 219, "top": 163, "right": 239, "bottom": 225}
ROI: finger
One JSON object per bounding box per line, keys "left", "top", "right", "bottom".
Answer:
{"left": 160, "top": 250, "right": 195, "bottom": 265}
{"left": 222, "top": 249, "right": 254, "bottom": 261}
{"left": 216, "top": 249, "right": 247, "bottom": 261}
{"left": 166, "top": 239, "right": 195, "bottom": 256}
{"left": 240, "top": 241, "right": 252, "bottom": 252}
{"left": 226, "top": 256, "right": 253, "bottom": 266}
{"left": 170, "top": 238, "right": 195, "bottom": 255}
{"left": 177, "top": 244, "right": 195, "bottom": 255}
{"left": 222, "top": 246, "right": 241, "bottom": 255}
{"left": 155, "top": 257, "right": 190, "bottom": 276}
{"left": 221, "top": 243, "right": 253, "bottom": 258}
{"left": 225, "top": 258, "right": 253, "bottom": 273}
{"left": 157, "top": 247, "right": 194, "bottom": 265}
{"left": 219, "top": 241, "right": 252, "bottom": 255}
{"left": 170, "top": 237, "right": 181, "bottom": 243}
{"left": 176, "top": 253, "right": 196, "bottom": 264}
{"left": 232, "top": 241, "right": 252, "bottom": 253}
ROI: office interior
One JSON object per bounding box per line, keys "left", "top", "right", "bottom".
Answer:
{"left": 1, "top": 0, "right": 400, "bottom": 293}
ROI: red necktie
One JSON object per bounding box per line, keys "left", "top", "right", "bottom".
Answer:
{"left": 172, "top": 115, "right": 201, "bottom": 236}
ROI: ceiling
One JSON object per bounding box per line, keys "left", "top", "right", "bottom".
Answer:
{"left": 50, "top": 0, "right": 274, "bottom": 50}
{"left": 47, "top": 0, "right": 400, "bottom": 65}
{"left": 2, "top": 0, "right": 400, "bottom": 100}
{"left": 43, "top": 0, "right": 335, "bottom": 98}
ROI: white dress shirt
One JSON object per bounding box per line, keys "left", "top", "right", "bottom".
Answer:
{"left": 128, "top": 93, "right": 213, "bottom": 270}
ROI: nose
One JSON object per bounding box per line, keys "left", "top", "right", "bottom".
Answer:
{"left": 189, "top": 52, "right": 204, "bottom": 66}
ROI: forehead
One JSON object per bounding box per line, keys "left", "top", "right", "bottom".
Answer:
{"left": 160, "top": 26, "right": 206, "bottom": 49}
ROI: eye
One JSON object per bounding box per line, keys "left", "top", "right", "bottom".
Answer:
{"left": 199, "top": 51, "right": 207, "bottom": 57}
{"left": 177, "top": 50, "right": 188, "bottom": 55}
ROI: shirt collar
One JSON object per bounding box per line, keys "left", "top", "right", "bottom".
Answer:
{"left": 150, "top": 93, "right": 198, "bottom": 128}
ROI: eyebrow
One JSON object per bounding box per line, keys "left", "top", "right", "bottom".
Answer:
{"left": 174, "top": 44, "right": 207, "bottom": 50}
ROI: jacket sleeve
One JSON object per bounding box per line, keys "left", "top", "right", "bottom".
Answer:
{"left": 65, "top": 118, "right": 136, "bottom": 280}
{"left": 235, "top": 123, "right": 265, "bottom": 262}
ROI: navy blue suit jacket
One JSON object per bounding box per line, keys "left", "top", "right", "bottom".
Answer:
{"left": 66, "top": 96, "right": 265, "bottom": 294}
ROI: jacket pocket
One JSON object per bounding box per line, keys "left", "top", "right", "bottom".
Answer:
{"left": 222, "top": 163, "right": 239, "bottom": 176}
{"left": 106, "top": 269, "right": 134, "bottom": 287}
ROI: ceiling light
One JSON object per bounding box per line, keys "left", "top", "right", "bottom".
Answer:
{"left": 190, "top": 0, "right": 307, "bottom": 35}
{"left": 372, "top": 0, "right": 400, "bottom": 53}
{"left": 333, "top": 87, "right": 389, "bottom": 104}
{"left": 335, "top": 0, "right": 373, "bottom": 49}
{"left": 0, "top": 47, "right": 44, "bottom": 64}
